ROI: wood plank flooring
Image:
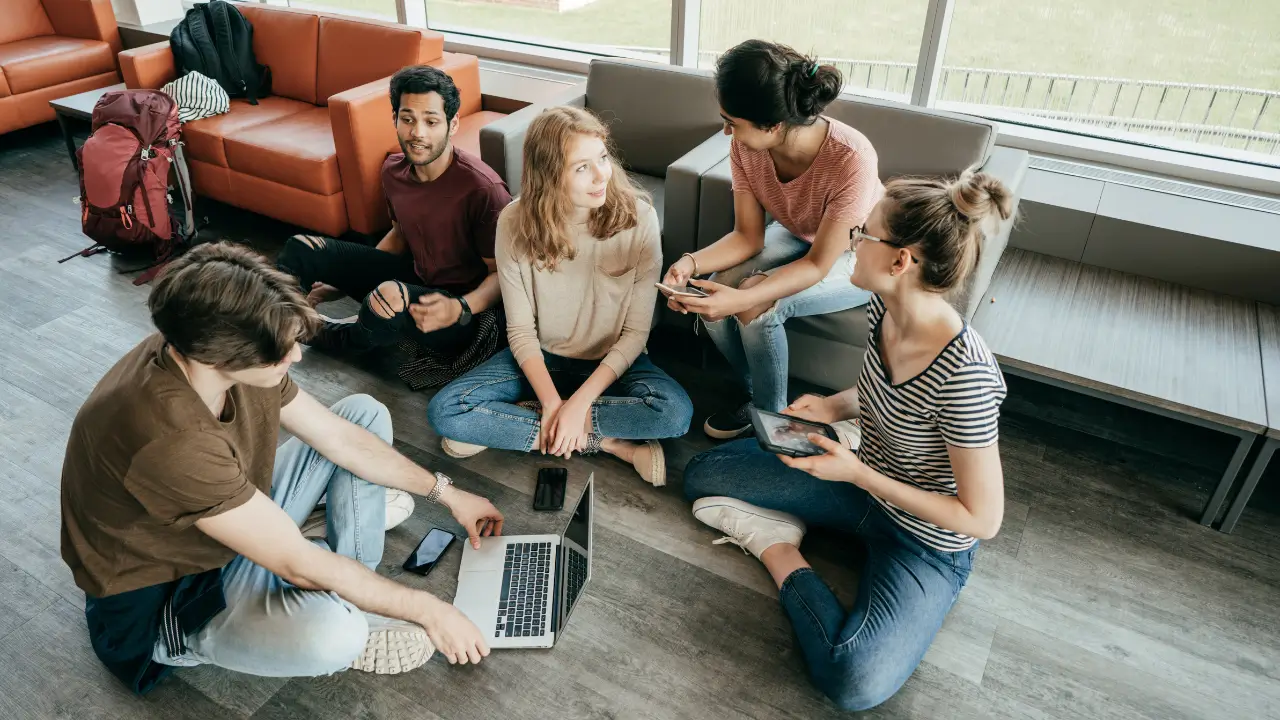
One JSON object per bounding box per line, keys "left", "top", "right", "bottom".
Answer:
{"left": 1, "top": 123, "right": 1279, "bottom": 719}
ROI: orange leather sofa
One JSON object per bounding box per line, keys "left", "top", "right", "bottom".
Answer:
{"left": 0, "top": 0, "right": 121, "bottom": 135}
{"left": 119, "top": 5, "right": 505, "bottom": 237}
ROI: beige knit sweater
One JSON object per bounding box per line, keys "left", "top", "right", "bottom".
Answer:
{"left": 495, "top": 199, "right": 662, "bottom": 379}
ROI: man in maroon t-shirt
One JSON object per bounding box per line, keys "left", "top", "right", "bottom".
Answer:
{"left": 277, "top": 65, "right": 512, "bottom": 360}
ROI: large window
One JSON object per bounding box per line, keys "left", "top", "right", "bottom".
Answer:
{"left": 284, "top": 0, "right": 399, "bottom": 21}
{"left": 697, "top": 0, "right": 929, "bottom": 100}
{"left": 425, "top": 0, "right": 671, "bottom": 61}
{"left": 939, "top": 0, "right": 1280, "bottom": 163}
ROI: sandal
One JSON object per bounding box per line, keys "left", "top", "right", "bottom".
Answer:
{"left": 631, "top": 440, "right": 666, "bottom": 487}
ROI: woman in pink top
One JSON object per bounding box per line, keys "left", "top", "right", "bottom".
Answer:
{"left": 664, "top": 40, "right": 884, "bottom": 438}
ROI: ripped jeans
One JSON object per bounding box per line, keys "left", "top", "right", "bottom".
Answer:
{"left": 276, "top": 235, "right": 476, "bottom": 355}
{"left": 702, "top": 224, "right": 872, "bottom": 412}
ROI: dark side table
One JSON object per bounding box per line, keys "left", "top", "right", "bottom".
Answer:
{"left": 48, "top": 82, "right": 127, "bottom": 174}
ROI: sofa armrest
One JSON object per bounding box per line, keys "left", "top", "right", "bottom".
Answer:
{"left": 478, "top": 85, "right": 586, "bottom": 194}
{"left": 119, "top": 42, "right": 177, "bottom": 90}
{"left": 663, "top": 131, "right": 730, "bottom": 262}
{"left": 42, "top": 0, "right": 122, "bottom": 55}
{"left": 952, "top": 145, "right": 1031, "bottom": 319}
{"left": 330, "top": 77, "right": 400, "bottom": 236}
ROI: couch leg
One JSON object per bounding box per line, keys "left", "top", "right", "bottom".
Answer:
{"left": 1218, "top": 437, "right": 1278, "bottom": 534}
{"left": 1199, "top": 432, "right": 1257, "bottom": 527}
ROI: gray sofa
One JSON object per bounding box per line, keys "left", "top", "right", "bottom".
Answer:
{"left": 478, "top": 58, "right": 730, "bottom": 271}
{"left": 696, "top": 95, "right": 1030, "bottom": 391}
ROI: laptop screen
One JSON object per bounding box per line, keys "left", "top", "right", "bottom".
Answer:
{"left": 554, "top": 476, "right": 593, "bottom": 637}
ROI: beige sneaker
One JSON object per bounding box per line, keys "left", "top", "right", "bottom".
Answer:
{"left": 692, "top": 497, "right": 806, "bottom": 560}
{"left": 442, "top": 437, "right": 487, "bottom": 459}
{"left": 351, "top": 616, "right": 434, "bottom": 674}
{"left": 301, "top": 488, "right": 415, "bottom": 540}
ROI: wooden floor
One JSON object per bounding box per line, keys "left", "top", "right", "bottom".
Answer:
{"left": 2, "top": 124, "right": 1279, "bottom": 719}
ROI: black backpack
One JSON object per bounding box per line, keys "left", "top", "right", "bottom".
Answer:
{"left": 170, "top": 0, "right": 271, "bottom": 105}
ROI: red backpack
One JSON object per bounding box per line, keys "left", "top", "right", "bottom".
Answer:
{"left": 63, "top": 89, "right": 196, "bottom": 284}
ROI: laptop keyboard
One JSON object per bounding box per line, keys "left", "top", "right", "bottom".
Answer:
{"left": 565, "top": 546, "right": 587, "bottom": 616}
{"left": 497, "top": 542, "right": 551, "bottom": 638}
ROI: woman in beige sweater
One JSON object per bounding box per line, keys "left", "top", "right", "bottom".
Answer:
{"left": 428, "top": 106, "right": 693, "bottom": 486}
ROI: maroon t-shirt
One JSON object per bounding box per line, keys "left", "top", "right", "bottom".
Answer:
{"left": 382, "top": 148, "right": 511, "bottom": 294}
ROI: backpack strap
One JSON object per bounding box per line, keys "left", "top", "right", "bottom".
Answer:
{"left": 170, "top": 141, "right": 196, "bottom": 241}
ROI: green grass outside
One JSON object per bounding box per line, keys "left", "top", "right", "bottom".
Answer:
{"left": 296, "top": 0, "right": 1280, "bottom": 143}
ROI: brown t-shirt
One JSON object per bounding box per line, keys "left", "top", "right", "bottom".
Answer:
{"left": 382, "top": 147, "right": 512, "bottom": 295}
{"left": 60, "top": 334, "right": 298, "bottom": 598}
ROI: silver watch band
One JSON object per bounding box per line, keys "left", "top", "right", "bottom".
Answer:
{"left": 427, "top": 472, "right": 452, "bottom": 504}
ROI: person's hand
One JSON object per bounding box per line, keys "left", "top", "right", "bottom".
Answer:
{"left": 547, "top": 396, "right": 590, "bottom": 459}
{"left": 662, "top": 256, "right": 697, "bottom": 315}
{"left": 778, "top": 434, "right": 868, "bottom": 485}
{"left": 305, "top": 282, "right": 343, "bottom": 307}
{"left": 677, "top": 279, "right": 747, "bottom": 322}
{"left": 662, "top": 255, "right": 696, "bottom": 288}
{"left": 409, "top": 293, "right": 462, "bottom": 333}
{"left": 438, "top": 485, "right": 503, "bottom": 549}
{"left": 419, "top": 595, "right": 490, "bottom": 665}
{"left": 537, "top": 399, "right": 563, "bottom": 455}
{"left": 786, "top": 394, "right": 838, "bottom": 424}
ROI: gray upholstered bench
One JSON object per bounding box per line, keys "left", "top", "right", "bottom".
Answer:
{"left": 1218, "top": 303, "right": 1279, "bottom": 533}
{"left": 973, "top": 249, "right": 1269, "bottom": 529}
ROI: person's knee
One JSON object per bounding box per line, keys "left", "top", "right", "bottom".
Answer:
{"left": 427, "top": 383, "right": 467, "bottom": 437}
{"left": 734, "top": 274, "right": 775, "bottom": 325}
{"left": 331, "top": 394, "right": 393, "bottom": 443}
{"left": 681, "top": 449, "right": 722, "bottom": 502}
{"left": 819, "top": 662, "right": 906, "bottom": 712}
{"left": 367, "top": 281, "right": 409, "bottom": 320}
{"left": 653, "top": 386, "right": 694, "bottom": 438}
{"left": 295, "top": 603, "right": 369, "bottom": 675}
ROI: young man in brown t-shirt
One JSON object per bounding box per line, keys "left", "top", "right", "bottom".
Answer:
{"left": 61, "top": 243, "right": 505, "bottom": 694}
{"left": 276, "top": 64, "right": 511, "bottom": 359}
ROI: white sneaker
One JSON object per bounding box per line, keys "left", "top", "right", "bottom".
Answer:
{"left": 692, "top": 497, "right": 806, "bottom": 561}
{"left": 442, "top": 437, "right": 487, "bottom": 459}
{"left": 301, "top": 488, "right": 415, "bottom": 540}
{"left": 352, "top": 616, "right": 434, "bottom": 674}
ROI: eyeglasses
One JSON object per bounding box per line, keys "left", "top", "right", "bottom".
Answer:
{"left": 850, "top": 227, "right": 919, "bottom": 263}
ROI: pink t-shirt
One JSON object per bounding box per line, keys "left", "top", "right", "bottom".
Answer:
{"left": 730, "top": 117, "right": 884, "bottom": 242}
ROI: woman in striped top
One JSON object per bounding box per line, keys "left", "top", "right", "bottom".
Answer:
{"left": 683, "top": 171, "right": 1012, "bottom": 711}
{"left": 662, "top": 40, "right": 884, "bottom": 437}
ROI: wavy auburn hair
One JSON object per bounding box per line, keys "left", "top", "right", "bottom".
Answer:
{"left": 507, "top": 106, "right": 648, "bottom": 271}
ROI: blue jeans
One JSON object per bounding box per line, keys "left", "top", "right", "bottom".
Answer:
{"left": 153, "top": 395, "right": 390, "bottom": 676}
{"left": 703, "top": 224, "right": 872, "bottom": 412}
{"left": 428, "top": 348, "right": 694, "bottom": 451}
{"left": 683, "top": 439, "right": 975, "bottom": 711}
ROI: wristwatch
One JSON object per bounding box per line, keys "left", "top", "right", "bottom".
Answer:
{"left": 427, "top": 471, "right": 452, "bottom": 504}
{"left": 456, "top": 296, "right": 473, "bottom": 326}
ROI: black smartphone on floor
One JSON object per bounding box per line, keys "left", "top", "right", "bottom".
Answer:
{"left": 403, "top": 528, "right": 456, "bottom": 576}
{"left": 534, "top": 467, "right": 567, "bottom": 511}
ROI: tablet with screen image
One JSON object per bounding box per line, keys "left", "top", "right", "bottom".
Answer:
{"left": 749, "top": 407, "right": 840, "bottom": 458}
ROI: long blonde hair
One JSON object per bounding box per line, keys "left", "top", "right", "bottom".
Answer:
{"left": 508, "top": 106, "right": 648, "bottom": 271}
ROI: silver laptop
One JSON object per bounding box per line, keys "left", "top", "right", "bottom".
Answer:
{"left": 453, "top": 474, "right": 594, "bottom": 649}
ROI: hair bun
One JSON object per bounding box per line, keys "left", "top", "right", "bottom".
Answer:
{"left": 948, "top": 171, "right": 1014, "bottom": 227}
{"left": 786, "top": 58, "right": 843, "bottom": 120}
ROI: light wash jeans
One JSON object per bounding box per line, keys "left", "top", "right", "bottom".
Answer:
{"left": 683, "top": 439, "right": 974, "bottom": 712}
{"left": 427, "top": 348, "right": 694, "bottom": 451}
{"left": 703, "top": 223, "right": 872, "bottom": 412}
{"left": 153, "top": 394, "right": 390, "bottom": 677}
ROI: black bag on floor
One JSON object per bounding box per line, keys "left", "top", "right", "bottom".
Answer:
{"left": 170, "top": 0, "right": 270, "bottom": 105}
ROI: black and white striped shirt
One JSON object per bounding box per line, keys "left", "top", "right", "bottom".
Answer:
{"left": 857, "top": 295, "right": 1006, "bottom": 551}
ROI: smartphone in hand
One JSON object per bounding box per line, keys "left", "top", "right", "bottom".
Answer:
{"left": 655, "top": 282, "right": 709, "bottom": 298}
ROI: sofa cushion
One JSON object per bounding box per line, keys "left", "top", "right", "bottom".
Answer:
{"left": 0, "top": 36, "right": 113, "bottom": 95}
{"left": 824, "top": 96, "right": 995, "bottom": 179}
{"left": 224, "top": 107, "right": 340, "bottom": 196}
{"left": 629, "top": 172, "right": 665, "bottom": 231}
{"left": 790, "top": 307, "right": 869, "bottom": 348}
{"left": 182, "top": 96, "right": 314, "bottom": 167}
{"left": 0, "top": 69, "right": 10, "bottom": 98}
{"left": 454, "top": 110, "right": 506, "bottom": 159}
{"left": 316, "top": 17, "right": 428, "bottom": 104}
{"left": 0, "top": 0, "right": 55, "bottom": 46}
{"left": 585, "top": 59, "right": 723, "bottom": 178}
{"left": 237, "top": 4, "right": 319, "bottom": 105}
